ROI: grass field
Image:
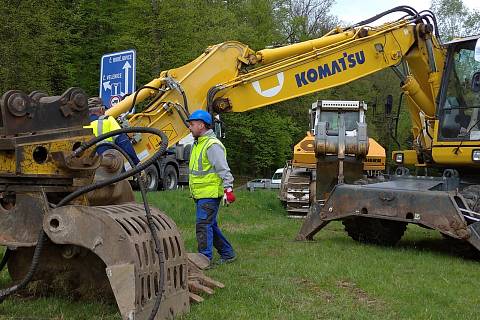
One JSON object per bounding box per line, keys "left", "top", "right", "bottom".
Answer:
{"left": 1, "top": 189, "right": 480, "bottom": 319}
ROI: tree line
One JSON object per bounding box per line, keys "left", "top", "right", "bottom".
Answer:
{"left": 0, "top": 0, "right": 478, "bottom": 177}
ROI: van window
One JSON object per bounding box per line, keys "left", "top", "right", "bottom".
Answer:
{"left": 272, "top": 172, "right": 282, "bottom": 180}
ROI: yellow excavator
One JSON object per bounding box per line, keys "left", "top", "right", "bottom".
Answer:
{"left": 1, "top": 5, "right": 480, "bottom": 319}
{"left": 280, "top": 100, "right": 386, "bottom": 216}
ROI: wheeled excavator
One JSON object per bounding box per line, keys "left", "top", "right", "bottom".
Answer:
{"left": 1, "top": 5, "right": 480, "bottom": 319}
{"left": 280, "top": 100, "right": 386, "bottom": 216}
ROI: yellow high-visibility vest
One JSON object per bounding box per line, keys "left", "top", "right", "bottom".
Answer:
{"left": 189, "top": 136, "right": 225, "bottom": 199}
{"left": 84, "top": 116, "right": 121, "bottom": 142}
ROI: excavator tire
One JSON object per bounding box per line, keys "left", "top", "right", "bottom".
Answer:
{"left": 342, "top": 216, "right": 407, "bottom": 246}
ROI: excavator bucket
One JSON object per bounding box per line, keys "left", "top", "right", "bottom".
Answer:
{"left": 44, "top": 203, "right": 190, "bottom": 319}
{"left": 4, "top": 190, "right": 223, "bottom": 319}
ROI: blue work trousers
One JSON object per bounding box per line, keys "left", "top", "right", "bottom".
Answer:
{"left": 195, "top": 198, "right": 235, "bottom": 261}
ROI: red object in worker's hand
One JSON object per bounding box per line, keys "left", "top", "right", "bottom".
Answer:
{"left": 224, "top": 187, "right": 236, "bottom": 204}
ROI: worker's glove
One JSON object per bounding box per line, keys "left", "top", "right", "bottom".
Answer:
{"left": 223, "top": 187, "right": 236, "bottom": 205}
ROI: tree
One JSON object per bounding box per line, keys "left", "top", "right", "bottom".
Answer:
{"left": 431, "top": 0, "right": 480, "bottom": 40}
{"left": 274, "top": 0, "right": 339, "bottom": 43}
{"left": 0, "top": 0, "right": 343, "bottom": 178}
{"left": 222, "top": 109, "right": 298, "bottom": 176}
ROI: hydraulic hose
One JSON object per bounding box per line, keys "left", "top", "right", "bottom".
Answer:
{"left": 0, "top": 230, "right": 46, "bottom": 302}
{"left": 418, "top": 10, "right": 441, "bottom": 40}
{"left": 391, "top": 92, "right": 403, "bottom": 149}
{"left": 127, "top": 85, "right": 162, "bottom": 114}
{"left": 137, "top": 167, "right": 165, "bottom": 320}
{"left": 0, "top": 249, "right": 10, "bottom": 272}
{"left": 67, "top": 127, "right": 169, "bottom": 320}
{"left": 63, "top": 127, "right": 168, "bottom": 206}
{"left": 351, "top": 6, "right": 419, "bottom": 28}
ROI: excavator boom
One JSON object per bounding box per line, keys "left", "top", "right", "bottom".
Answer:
{"left": 105, "top": 10, "right": 443, "bottom": 169}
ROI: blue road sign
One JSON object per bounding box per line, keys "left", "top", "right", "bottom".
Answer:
{"left": 99, "top": 49, "right": 136, "bottom": 108}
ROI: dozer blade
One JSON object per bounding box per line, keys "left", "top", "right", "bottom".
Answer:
{"left": 14, "top": 202, "right": 221, "bottom": 320}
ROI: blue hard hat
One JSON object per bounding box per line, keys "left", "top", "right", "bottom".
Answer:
{"left": 187, "top": 110, "right": 212, "bottom": 125}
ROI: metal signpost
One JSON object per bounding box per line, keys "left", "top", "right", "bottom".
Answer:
{"left": 99, "top": 49, "right": 136, "bottom": 108}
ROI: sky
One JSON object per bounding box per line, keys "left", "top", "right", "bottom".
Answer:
{"left": 331, "top": 0, "right": 480, "bottom": 25}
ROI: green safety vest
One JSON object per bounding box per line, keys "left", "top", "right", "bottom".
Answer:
{"left": 189, "top": 135, "right": 225, "bottom": 199}
{"left": 84, "top": 116, "right": 121, "bottom": 142}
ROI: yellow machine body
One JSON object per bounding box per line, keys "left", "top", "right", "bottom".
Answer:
{"left": 105, "top": 17, "right": 478, "bottom": 171}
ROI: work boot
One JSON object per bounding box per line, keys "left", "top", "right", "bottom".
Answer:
{"left": 217, "top": 255, "right": 237, "bottom": 265}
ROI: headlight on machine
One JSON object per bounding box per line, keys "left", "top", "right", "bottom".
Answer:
{"left": 394, "top": 153, "right": 404, "bottom": 164}
{"left": 472, "top": 150, "right": 480, "bottom": 162}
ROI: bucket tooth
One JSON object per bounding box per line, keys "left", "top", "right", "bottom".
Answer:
{"left": 189, "top": 292, "right": 204, "bottom": 303}
{"left": 186, "top": 253, "right": 225, "bottom": 296}
{"left": 106, "top": 264, "right": 137, "bottom": 320}
{"left": 189, "top": 282, "right": 214, "bottom": 295}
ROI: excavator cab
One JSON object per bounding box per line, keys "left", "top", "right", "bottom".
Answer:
{"left": 437, "top": 36, "right": 480, "bottom": 143}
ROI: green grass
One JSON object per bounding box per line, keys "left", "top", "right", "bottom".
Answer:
{"left": 1, "top": 190, "right": 480, "bottom": 319}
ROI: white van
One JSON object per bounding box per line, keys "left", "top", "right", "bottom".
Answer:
{"left": 271, "top": 168, "right": 283, "bottom": 187}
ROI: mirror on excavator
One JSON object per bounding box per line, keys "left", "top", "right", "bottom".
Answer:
{"left": 475, "top": 38, "right": 480, "bottom": 62}
{"left": 471, "top": 39, "right": 480, "bottom": 92}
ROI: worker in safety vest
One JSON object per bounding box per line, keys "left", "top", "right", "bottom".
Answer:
{"left": 187, "top": 109, "right": 236, "bottom": 265}
{"left": 84, "top": 97, "right": 140, "bottom": 165}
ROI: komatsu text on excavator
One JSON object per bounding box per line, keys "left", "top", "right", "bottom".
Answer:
{"left": 1, "top": 5, "right": 480, "bottom": 319}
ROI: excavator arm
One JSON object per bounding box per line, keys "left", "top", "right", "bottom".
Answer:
{"left": 106, "top": 7, "right": 444, "bottom": 166}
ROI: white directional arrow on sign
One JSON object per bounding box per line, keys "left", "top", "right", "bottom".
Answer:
{"left": 103, "top": 81, "right": 112, "bottom": 92}
{"left": 123, "top": 61, "right": 131, "bottom": 94}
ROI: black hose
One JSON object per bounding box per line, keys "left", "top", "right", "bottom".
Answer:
{"left": 128, "top": 86, "right": 162, "bottom": 114}
{"left": 176, "top": 82, "right": 190, "bottom": 116}
{"left": 351, "top": 6, "right": 419, "bottom": 28}
{"left": 128, "top": 80, "right": 189, "bottom": 130}
{"left": 69, "top": 128, "right": 168, "bottom": 320}
{"left": 395, "top": 93, "right": 403, "bottom": 138}
{"left": 391, "top": 92, "right": 404, "bottom": 149}
{"left": 143, "top": 90, "right": 168, "bottom": 113}
{"left": 64, "top": 127, "right": 168, "bottom": 207}
{"left": 418, "top": 10, "right": 441, "bottom": 40}
{"left": 0, "top": 230, "right": 46, "bottom": 302}
{"left": 95, "top": 142, "right": 166, "bottom": 320}
{"left": 206, "top": 84, "right": 225, "bottom": 124}
{"left": 0, "top": 249, "right": 11, "bottom": 272}
{"left": 206, "top": 85, "right": 223, "bottom": 114}
{"left": 137, "top": 167, "right": 165, "bottom": 320}
{"left": 424, "top": 119, "right": 434, "bottom": 140}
